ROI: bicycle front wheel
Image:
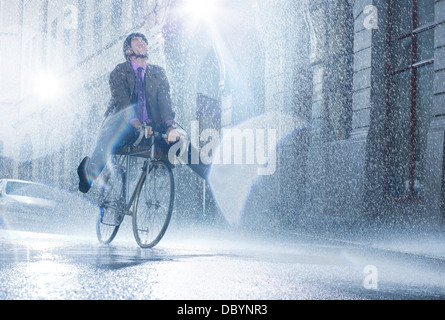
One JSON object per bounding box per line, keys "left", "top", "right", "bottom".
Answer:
{"left": 132, "top": 160, "right": 174, "bottom": 248}
{"left": 96, "top": 164, "right": 125, "bottom": 244}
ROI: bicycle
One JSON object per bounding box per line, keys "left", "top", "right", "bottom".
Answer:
{"left": 95, "top": 125, "right": 176, "bottom": 248}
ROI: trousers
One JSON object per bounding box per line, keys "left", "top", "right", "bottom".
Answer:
{"left": 87, "top": 109, "right": 136, "bottom": 183}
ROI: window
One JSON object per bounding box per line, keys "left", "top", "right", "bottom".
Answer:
{"left": 50, "top": 18, "right": 61, "bottom": 60}
{"left": 385, "top": 0, "right": 436, "bottom": 199}
{"left": 50, "top": 19, "right": 57, "bottom": 39}
{"left": 132, "top": 0, "right": 145, "bottom": 26}
{"left": 0, "top": 0, "right": 3, "bottom": 29}
{"left": 77, "top": 0, "right": 86, "bottom": 57}
{"left": 293, "top": 10, "right": 312, "bottom": 122}
{"left": 94, "top": 0, "right": 103, "bottom": 47}
{"left": 231, "top": 33, "right": 265, "bottom": 125}
{"left": 40, "top": 0, "right": 48, "bottom": 67}
{"left": 308, "top": 1, "right": 353, "bottom": 141}
{"left": 58, "top": 147, "right": 65, "bottom": 188}
{"left": 111, "top": 0, "right": 122, "bottom": 39}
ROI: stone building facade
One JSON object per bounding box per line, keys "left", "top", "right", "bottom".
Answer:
{"left": 3, "top": 0, "right": 445, "bottom": 230}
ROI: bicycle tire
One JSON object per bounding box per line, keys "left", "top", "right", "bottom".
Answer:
{"left": 96, "top": 164, "right": 125, "bottom": 244}
{"left": 132, "top": 160, "right": 174, "bottom": 248}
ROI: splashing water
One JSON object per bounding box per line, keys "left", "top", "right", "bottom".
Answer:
{"left": 207, "top": 111, "right": 309, "bottom": 225}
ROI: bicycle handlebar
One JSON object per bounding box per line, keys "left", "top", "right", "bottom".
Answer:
{"left": 133, "top": 125, "right": 168, "bottom": 147}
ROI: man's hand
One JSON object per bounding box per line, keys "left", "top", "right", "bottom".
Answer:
{"left": 144, "top": 125, "right": 153, "bottom": 139}
{"left": 134, "top": 120, "right": 153, "bottom": 139}
{"left": 165, "top": 126, "right": 180, "bottom": 144}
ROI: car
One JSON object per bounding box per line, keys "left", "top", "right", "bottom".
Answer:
{"left": 0, "top": 179, "right": 59, "bottom": 231}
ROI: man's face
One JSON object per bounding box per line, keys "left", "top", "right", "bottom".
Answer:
{"left": 130, "top": 36, "right": 148, "bottom": 56}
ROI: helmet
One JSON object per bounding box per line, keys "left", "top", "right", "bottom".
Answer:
{"left": 123, "top": 33, "right": 148, "bottom": 60}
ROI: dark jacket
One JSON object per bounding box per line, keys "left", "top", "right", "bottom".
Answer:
{"left": 104, "top": 60, "right": 175, "bottom": 128}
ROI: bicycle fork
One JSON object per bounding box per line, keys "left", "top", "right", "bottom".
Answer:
{"left": 124, "top": 135, "right": 155, "bottom": 215}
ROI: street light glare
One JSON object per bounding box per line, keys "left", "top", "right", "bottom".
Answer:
{"left": 184, "top": 0, "right": 218, "bottom": 21}
{"left": 35, "top": 73, "right": 60, "bottom": 100}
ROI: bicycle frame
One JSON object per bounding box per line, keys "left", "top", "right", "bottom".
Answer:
{"left": 96, "top": 129, "right": 175, "bottom": 247}
{"left": 115, "top": 134, "right": 158, "bottom": 217}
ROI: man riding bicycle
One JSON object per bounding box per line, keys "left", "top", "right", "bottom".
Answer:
{"left": 77, "top": 32, "right": 180, "bottom": 194}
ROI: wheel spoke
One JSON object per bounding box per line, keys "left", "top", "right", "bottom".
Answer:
{"left": 133, "top": 161, "right": 174, "bottom": 248}
{"left": 96, "top": 162, "right": 125, "bottom": 244}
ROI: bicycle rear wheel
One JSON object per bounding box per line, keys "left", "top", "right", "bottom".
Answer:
{"left": 132, "top": 160, "right": 174, "bottom": 248}
{"left": 96, "top": 164, "right": 125, "bottom": 244}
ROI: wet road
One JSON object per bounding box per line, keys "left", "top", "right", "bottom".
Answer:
{"left": 0, "top": 220, "right": 444, "bottom": 301}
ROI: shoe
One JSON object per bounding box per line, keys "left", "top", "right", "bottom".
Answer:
{"left": 77, "top": 156, "right": 91, "bottom": 193}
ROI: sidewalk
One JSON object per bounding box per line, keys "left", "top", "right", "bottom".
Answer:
{"left": 329, "top": 223, "right": 444, "bottom": 260}
{"left": 361, "top": 228, "right": 445, "bottom": 260}
{"left": 281, "top": 212, "right": 445, "bottom": 260}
